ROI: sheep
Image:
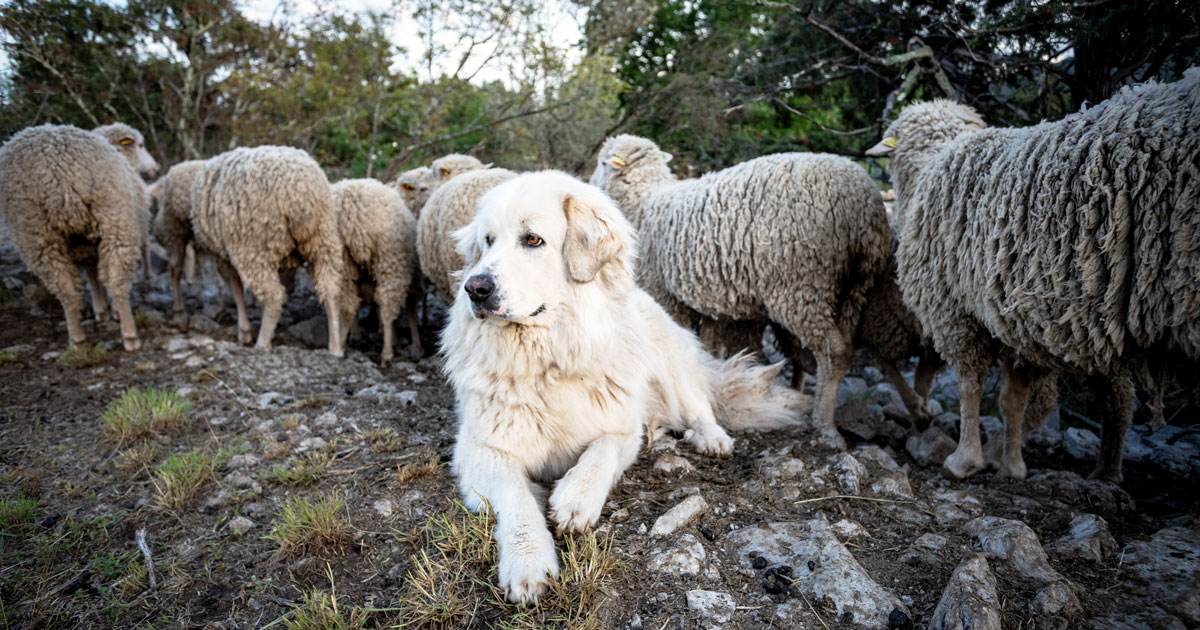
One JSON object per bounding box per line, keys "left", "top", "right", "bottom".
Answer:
{"left": 416, "top": 168, "right": 517, "bottom": 304}
{"left": 430, "top": 153, "right": 488, "bottom": 187}
{"left": 590, "top": 135, "right": 891, "bottom": 448}
{"left": 149, "top": 159, "right": 205, "bottom": 318}
{"left": 190, "top": 146, "right": 345, "bottom": 355}
{"left": 330, "top": 178, "right": 420, "bottom": 365}
{"left": 94, "top": 123, "right": 159, "bottom": 282}
{"left": 0, "top": 123, "right": 152, "bottom": 350}
{"left": 391, "top": 166, "right": 434, "bottom": 217}
{"left": 869, "top": 67, "right": 1200, "bottom": 482}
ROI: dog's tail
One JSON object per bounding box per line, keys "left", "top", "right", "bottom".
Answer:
{"left": 708, "top": 351, "right": 809, "bottom": 430}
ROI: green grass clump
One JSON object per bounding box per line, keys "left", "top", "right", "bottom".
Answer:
{"left": 266, "top": 492, "right": 352, "bottom": 558}
{"left": 0, "top": 494, "right": 40, "bottom": 535}
{"left": 102, "top": 387, "right": 193, "bottom": 443}
{"left": 58, "top": 342, "right": 109, "bottom": 368}
{"left": 152, "top": 449, "right": 219, "bottom": 511}
{"left": 282, "top": 586, "right": 369, "bottom": 630}
{"left": 271, "top": 451, "right": 335, "bottom": 486}
{"left": 0, "top": 349, "right": 18, "bottom": 365}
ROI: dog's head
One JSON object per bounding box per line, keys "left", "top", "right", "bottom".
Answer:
{"left": 453, "top": 171, "right": 636, "bottom": 325}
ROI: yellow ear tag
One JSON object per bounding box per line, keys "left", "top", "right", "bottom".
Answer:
{"left": 401, "top": 181, "right": 414, "bottom": 190}
{"left": 882, "top": 137, "right": 899, "bottom": 149}
{"left": 119, "top": 138, "right": 134, "bottom": 146}
{"left": 439, "top": 168, "right": 450, "bottom": 176}
{"left": 610, "top": 156, "right": 626, "bottom": 167}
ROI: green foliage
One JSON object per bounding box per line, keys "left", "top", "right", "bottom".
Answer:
{"left": 266, "top": 492, "right": 352, "bottom": 557}
{"left": 101, "top": 387, "right": 193, "bottom": 443}
{"left": 57, "top": 343, "right": 109, "bottom": 369}
{"left": 151, "top": 448, "right": 220, "bottom": 511}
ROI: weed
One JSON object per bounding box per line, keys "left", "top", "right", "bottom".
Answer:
{"left": 101, "top": 387, "right": 193, "bottom": 443}
{"left": 131, "top": 360, "right": 158, "bottom": 374}
{"left": 266, "top": 492, "right": 352, "bottom": 557}
{"left": 115, "top": 444, "right": 159, "bottom": 473}
{"left": 133, "top": 310, "right": 151, "bottom": 330}
{"left": 151, "top": 449, "right": 219, "bottom": 511}
{"left": 58, "top": 342, "right": 109, "bottom": 369}
{"left": 294, "top": 396, "right": 329, "bottom": 410}
{"left": 395, "top": 458, "right": 440, "bottom": 485}
{"left": 271, "top": 451, "right": 335, "bottom": 486}
{"left": 363, "top": 427, "right": 405, "bottom": 454}
{"left": 280, "top": 570, "right": 369, "bottom": 630}
{"left": 0, "top": 348, "right": 18, "bottom": 365}
{"left": 0, "top": 494, "right": 39, "bottom": 534}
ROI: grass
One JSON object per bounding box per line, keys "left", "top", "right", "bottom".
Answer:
{"left": 101, "top": 387, "right": 193, "bottom": 443}
{"left": 0, "top": 494, "right": 40, "bottom": 535}
{"left": 266, "top": 492, "right": 352, "bottom": 558}
{"left": 133, "top": 310, "right": 151, "bottom": 330}
{"left": 151, "top": 448, "right": 220, "bottom": 512}
{"left": 363, "top": 427, "right": 405, "bottom": 454}
{"left": 271, "top": 451, "right": 335, "bottom": 486}
{"left": 0, "top": 348, "right": 18, "bottom": 365}
{"left": 395, "top": 458, "right": 440, "bottom": 485}
{"left": 131, "top": 360, "right": 158, "bottom": 374}
{"left": 294, "top": 396, "right": 329, "bottom": 410}
{"left": 58, "top": 342, "right": 109, "bottom": 369}
{"left": 394, "top": 501, "right": 619, "bottom": 629}
{"left": 280, "top": 568, "right": 369, "bottom": 630}
{"left": 114, "top": 444, "right": 159, "bottom": 473}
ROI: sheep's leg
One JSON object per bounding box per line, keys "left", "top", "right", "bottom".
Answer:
{"left": 216, "top": 263, "right": 253, "bottom": 345}
{"left": 995, "top": 362, "right": 1033, "bottom": 480}
{"left": 83, "top": 265, "right": 109, "bottom": 323}
{"left": 811, "top": 341, "right": 852, "bottom": 450}
{"left": 405, "top": 288, "right": 423, "bottom": 359}
{"left": 943, "top": 364, "right": 987, "bottom": 479}
{"left": 183, "top": 243, "right": 196, "bottom": 285}
{"left": 984, "top": 370, "right": 1059, "bottom": 467}
{"left": 377, "top": 298, "right": 400, "bottom": 368}
{"left": 913, "top": 351, "right": 944, "bottom": 400}
{"left": 1090, "top": 374, "right": 1133, "bottom": 483}
{"left": 244, "top": 276, "right": 285, "bottom": 352}
{"left": 31, "top": 239, "right": 87, "bottom": 346}
{"left": 95, "top": 235, "right": 139, "bottom": 351}
{"left": 298, "top": 238, "right": 345, "bottom": 358}
{"left": 878, "top": 358, "right": 933, "bottom": 429}
{"left": 169, "top": 236, "right": 187, "bottom": 318}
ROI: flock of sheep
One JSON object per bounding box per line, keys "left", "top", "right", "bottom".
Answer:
{"left": 0, "top": 68, "right": 1197, "bottom": 484}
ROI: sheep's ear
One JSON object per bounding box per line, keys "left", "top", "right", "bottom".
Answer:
{"left": 452, "top": 224, "right": 481, "bottom": 267}
{"left": 865, "top": 137, "right": 898, "bottom": 156}
{"left": 119, "top": 137, "right": 134, "bottom": 146}
{"left": 481, "top": 162, "right": 493, "bottom": 169}
{"left": 562, "top": 193, "right": 626, "bottom": 283}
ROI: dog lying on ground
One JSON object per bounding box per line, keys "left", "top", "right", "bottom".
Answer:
{"left": 441, "top": 171, "right": 808, "bottom": 604}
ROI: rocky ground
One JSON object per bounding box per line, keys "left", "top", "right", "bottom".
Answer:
{"left": 0, "top": 226, "right": 1198, "bottom": 629}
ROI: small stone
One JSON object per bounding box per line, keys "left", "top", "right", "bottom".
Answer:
{"left": 222, "top": 471, "right": 259, "bottom": 492}
{"left": 257, "top": 391, "right": 294, "bottom": 409}
{"left": 828, "top": 452, "right": 869, "bottom": 493}
{"left": 40, "top": 351, "right": 61, "bottom": 361}
{"left": 929, "top": 554, "right": 1002, "bottom": 630}
{"left": 889, "top": 607, "right": 912, "bottom": 629}
{"left": 1063, "top": 427, "right": 1100, "bottom": 461}
{"left": 913, "top": 533, "right": 948, "bottom": 552}
{"left": 373, "top": 499, "right": 394, "bottom": 519}
{"left": 629, "top": 613, "right": 643, "bottom": 630}
{"left": 832, "top": 519, "right": 871, "bottom": 541}
{"left": 653, "top": 454, "right": 693, "bottom": 474}
{"left": 227, "top": 516, "right": 255, "bottom": 534}
{"left": 297, "top": 436, "right": 328, "bottom": 452}
{"left": 225, "top": 454, "right": 261, "bottom": 470}
{"left": 651, "top": 494, "right": 707, "bottom": 537}
{"left": 762, "top": 456, "right": 807, "bottom": 480}
{"left": 906, "top": 426, "right": 957, "bottom": 467}
{"left": 1044, "top": 514, "right": 1117, "bottom": 562}
{"left": 164, "top": 337, "right": 191, "bottom": 353}
{"left": 188, "top": 313, "right": 221, "bottom": 332}
{"left": 184, "top": 355, "right": 206, "bottom": 368}
{"left": 648, "top": 534, "right": 706, "bottom": 576}
{"left": 314, "top": 411, "right": 338, "bottom": 426}
{"left": 837, "top": 377, "right": 868, "bottom": 405}
{"left": 686, "top": 590, "right": 735, "bottom": 624}
{"left": 926, "top": 398, "right": 944, "bottom": 416}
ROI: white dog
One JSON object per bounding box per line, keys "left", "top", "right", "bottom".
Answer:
{"left": 441, "top": 171, "right": 807, "bottom": 604}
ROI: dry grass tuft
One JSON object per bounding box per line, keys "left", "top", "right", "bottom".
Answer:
{"left": 294, "top": 396, "right": 329, "bottom": 410}
{"left": 271, "top": 451, "right": 335, "bottom": 486}
{"left": 133, "top": 310, "right": 152, "bottom": 330}
{"left": 130, "top": 360, "right": 158, "bottom": 374}
{"left": 394, "top": 501, "right": 619, "bottom": 629}
{"left": 395, "top": 458, "right": 440, "bottom": 485}
{"left": 152, "top": 448, "right": 219, "bottom": 511}
{"left": 266, "top": 492, "right": 353, "bottom": 558}
{"left": 363, "top": 427, "right": 405, "bottom": 454}
{"left": 279, "top": 566, "right": 369, "bottom": 630}
{"left": 114, "top": 444, "right": 159, "bottom": 473}
{"left": 102, "top": 387, "right": 193, "bottom": 443}
{"left": 58, "top": 342, "right": 109, "bottom": 369}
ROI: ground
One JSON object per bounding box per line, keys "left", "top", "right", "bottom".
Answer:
{"left": 0, "top": 228, "right": 1197, "bottom": 630}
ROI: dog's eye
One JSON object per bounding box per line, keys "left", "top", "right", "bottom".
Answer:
{"left": 523, "top": 234, "right": 543, "bottom": 248}
{"left": 485, "top": 235, "right": 494, "bottom": 247}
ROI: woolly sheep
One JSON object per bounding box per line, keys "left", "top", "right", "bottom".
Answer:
{"left": 330, "top": 178, "right": 420, "bottom": 365}
{"left": 869, "top": 68, "right": 1200, "bottom": 482}
{"left": 190, "top": 146, "right": 345, "bottom": 355}
{"left": 417, "top": 168, "right": 517, "bottom": 304}
{"left": 93, "top": 123, "right": 158, "bottom": 281}
{"left": 149, "top": 159, "right": 205, "bottom": 317}
{"left": 0, "top": 124, "right": 148, "bottom": 350}
{"left": 591, "top": 134, "right": 890, "bottom": 448}
{"left": 391, "top": 166, "right": 434, "bottom": 217}
{"left": 430, "top": 153, "right": 488, "bottom": 187}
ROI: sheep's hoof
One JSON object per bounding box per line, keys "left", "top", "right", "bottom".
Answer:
{"left": 994, "top": 459, "right": 1027, "bottom": 481}
{"left": 379, "top": 355, "right": 393, "bottom": 368}
{"left": 238, "top": 331, "right": 253, "bottom": 346}
{"left": 328, "top": 347, "right": 345, "bottom": 359}
{"left": 942, "top": 448, "right": 984, "bottom": 479}
{"left": 254, "top": 341, "right": 272, "bottom": 352}
{"left": 1087, "top": 465, "right": 1123, "bottom": 484}
{"left": 405, "top": 344, "right": 424, "bottom": 361}
{"left": 123, "top": 336, "right": 140, "bottom": 352}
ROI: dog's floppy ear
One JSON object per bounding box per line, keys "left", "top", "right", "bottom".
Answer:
{"left": 562, "top": 192, "right": 629, "bottom": 283}
{"left": 452, "top": 223, "right": 481, "bottom": 268}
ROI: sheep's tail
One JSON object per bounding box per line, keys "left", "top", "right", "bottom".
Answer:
{"left": 709, "top": 351, "right": 809, "bottom": 430}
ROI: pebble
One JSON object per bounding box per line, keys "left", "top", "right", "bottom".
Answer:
{"left": 653, "top": 454, "right": 693, "bottom": 474}
{"left": 373, "top": 499, "right": 394, "bottom": 519}
{"left": 650, "top": 494, "right": 707, "bottom": 537}
{"left": 686, "top": 590, "right": 735, "bottom": 624}
{"left": 227, "top": 516, "right": 255, "bottom": 535}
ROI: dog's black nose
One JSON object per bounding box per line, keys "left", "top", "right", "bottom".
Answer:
{"left": 465, "top": 274, "right": 495, "bottom": 303}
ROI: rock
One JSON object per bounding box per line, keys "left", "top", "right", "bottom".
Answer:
{"left": 913, "top": 533, "right": 948, "bottom": 552}
{"left": 831, "top": 519, "right": 871, "bottom": 541}
{"left": 288, "top": 316, "right": 328, "bottom": 348}
{"left": 1025, "top": 470, "right": 1136, "bottom": 514}
{"left": 686, "top": 590, "right": 734, "bottom": 624}
{"left": 314, "top": 411, "right": 338, "bottom": 426}
{"left": 852, "top": 444, "right": 903, "bottom": 472}
{"left": 1045, "top": 514, "right": 1117, "bottom": 562}
{"left": 40, "top": 351, "right": 61, "bottom": 361}
{"left": 728, "top": 513, "right": 908, "bottom": 628}
{"left": 653, "top": 454, "right": 693, "bottom": 475}
{"left": 929, "top": 554, "right": 1002, "bottom": 630}
{"left": 906, "top": 427, "right": 957, "bottom": 467}
{"left": 932, "top": 411, "right": 960, "bottom": 437}
{"left": 629, "top": 613, "right": 644, "bottom": 630}
{"left": 222, "top": 471, "right": 260, "bottom": 492}
{"left": 828, "top": 452, "right": 869, "bottom": 493}
{"left": 297, "top": 436, "right": 328, "bottom": 452}
{"left": 1063, "top": 427, "right": 1100, "bottom": 461}
{"left": 862, "top": 366, "right": 884, "bottom": 384}
{"left": 834, "top": 397, "right": 877, "bottom": 440}
{"left": 926, "top": 398, "right": 944, "bottom": 417}
{"left": 1122, "top": 525, "right": 1200, "bottom": 624}
{"left": 761, "top": 455, "right": 806, "bottom": 481}
{"left": 164, "top": 336, "right": 191, "bottom": 353}
{"left": 2, "top": 344, "right": 33, "bottom": 355}
{"left": 188, "top": 313, "right": 221, "bottom": 333}
{"left": 648, "top": 533, "right": 706, "bottom": 576}
{"left": 837, "top": 377, "right": 869, "bottom": 405}
{"left": 651, "top": 495, "right": 708, "bottom": 537}
{"left": 1088, "top": 607, "right": 1187, "bottom": 630}
{"left": 257, "top": 391, "right": 294, "bottom": 409}
{"left": 184, "top": 355, "right": 206, "bottom": 368}
{"left": 227, "top": 516, "right": 255, "bottom": 535}
{"left": 225, "top": 454, "right": 261, "bottom": 470}
{"left": 930, "top": 490, "right": 983, "bottom": 526}
{"left": 871, "top": 475, "right": 914, "bottom": 499}
{"left": 373, "top": 499, "right": 394, "bottom": 519}
{"left": 964, "top": 516, "right": 1066, "bottom": 584}
{"left": 355, "top": 383, "right": 418, "bottom": 405}
{"left": 1031, "top": 581, "right": 1081, "bottom": 627}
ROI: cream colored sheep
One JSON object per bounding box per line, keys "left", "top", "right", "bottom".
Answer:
{"left": 190, "top": 146, "right": 345, "bottom": 355}
{"left": 149, "top": 160, "right": 204, "bottom": 317}
{"left": 391, "top": 166, "right": 434, "bottom": 217}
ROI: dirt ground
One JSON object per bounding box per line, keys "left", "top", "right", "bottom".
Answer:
{"left": 0, "top": 236, "right": 1197, "bottom": 629}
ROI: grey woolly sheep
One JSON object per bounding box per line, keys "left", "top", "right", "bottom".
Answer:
{"left": 430, "top": 153, "right": 488, "bottom": 187}
{"left": 870, "top": 68, "right": 1200, "bottom": 482}
{"left": 149, "top": 159, "right": 205, "bottom": 317}
{"left": 417, "top": 168, "right": 517, "bottom": 304}
{"left": 330, "top": 178, "right": 420, "bottom": 365}
{"left": 0, "top": 124, "right": 147, "bottom": 350}
{"left": 190, "top": 146, "right": 345, "bottom": 355}
{"left": 591, "top": 135, "right": 891, "bottom": 448}
{"left": 94, "top": 123, "right": 158, "bottom": 280}
{"left": 392, "top": 166, "right": 435, "bottom": 217}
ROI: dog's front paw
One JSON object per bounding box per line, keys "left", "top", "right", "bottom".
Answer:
{"left": 498, "top": 531, "right": 559, "bottom": 605}
{"left": 684, "top": 427, "right": 734, "bottom": 456}
{"left": 549, "top": 482, "right": 605, "bottom": 534}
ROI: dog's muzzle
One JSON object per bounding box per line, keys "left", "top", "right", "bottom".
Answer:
{"left": 465, "top": 273, "right": 501, "bottom": 315}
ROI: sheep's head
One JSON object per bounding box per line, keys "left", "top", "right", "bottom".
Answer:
{"left": 93, "top": 123, "right": 159, "bottom": 177}
{"left": 588, "top": 134, "right": 672, "bottom": 191}
{"left": 394, "top": 166, "right": 435, "bottom": 216}
{"left": 866, "top": 100, "right": 986, "bottom": 161}
{"left": 430, "top": 154, "right": 489, "bottom": 187}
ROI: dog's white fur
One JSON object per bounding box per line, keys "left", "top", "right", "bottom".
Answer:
{"left": 442, "top": 171, "right": 807, "bottom": 604}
